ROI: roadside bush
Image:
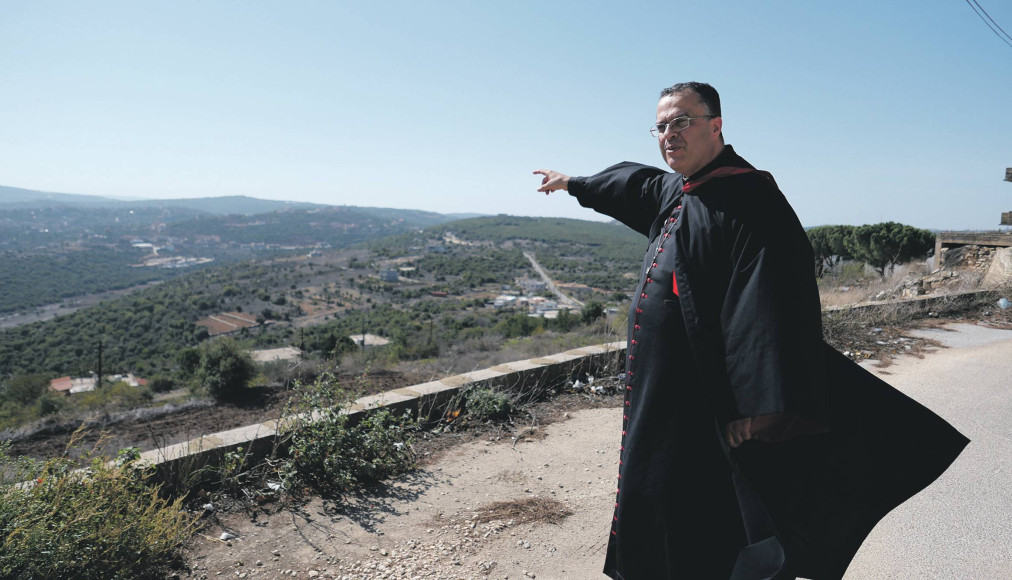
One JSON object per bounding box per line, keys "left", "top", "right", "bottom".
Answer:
{"left": 149, "top": 375, "right": 175, "bottom": 393}
{"left": 1, "top": 374, "right": 50, "bottom": 407}
{"left": 77, "top": 381, "right": 153, "bottom": 411}
{"left": 283, "top": 373, "right": 415, "bottom": 497}
{"left": 195, "top": 337, "right": 256, "bottom": 401}
{"left": 464, "top": 387, "right": 514, "bottom": 422}
{"left": 35, "top": 391, "right": 66, "bottom": 416}
{"left": 0, "top": 439, "right": 196, "bottom": 580}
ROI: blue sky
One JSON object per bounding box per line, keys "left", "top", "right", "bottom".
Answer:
{"left": 1, "top": 0, "right": 1009, "bottom": 230}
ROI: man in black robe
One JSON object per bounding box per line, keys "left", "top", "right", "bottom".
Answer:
{"left": 533, "top": 82, "right": 967, "bottom": 580}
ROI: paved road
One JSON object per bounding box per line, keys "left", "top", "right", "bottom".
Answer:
{"left": 522, "top": 251, "right": 583, "bottom": 308}
{"left": 844, "top": 323, "right": 1012, "bottom": 579}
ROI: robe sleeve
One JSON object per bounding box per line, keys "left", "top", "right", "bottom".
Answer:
{"left": 714, "top": 175, "right": 829, "bottom": 425}
{"left": 567, "top": 162, "right": 674, "bottom": 237}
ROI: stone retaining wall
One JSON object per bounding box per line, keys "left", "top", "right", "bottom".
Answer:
{"left": 143, "top": 342, "right": 626, "bottom": 488}
{"left": 145, "top": 289, "right": 1004, "bottom": 489}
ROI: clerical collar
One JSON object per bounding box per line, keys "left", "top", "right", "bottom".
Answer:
{"left": 682, "top": 146, "right": 758, "bottom": 194}
{"left": 686, "top": 145, "right": 745, "bottom": 181}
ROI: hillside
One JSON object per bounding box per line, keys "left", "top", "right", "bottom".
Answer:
{"left": 0, "top": 214, "right": 638, "bottom": 386}
{"left": 0, "top": 188, "right": 474, "bottom": 315}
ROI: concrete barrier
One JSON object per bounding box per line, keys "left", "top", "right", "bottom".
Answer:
{"left": 141, "top": 290, "right": 1004, "bottom": 489}
{"left": 824, "top": 289, "right": 993, "bottom": 317}
{"left": 142, "top": 341, "right": 627, "bottom": 488}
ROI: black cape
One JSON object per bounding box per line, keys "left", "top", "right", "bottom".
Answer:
{"left": 568, "top": 146, "right": 968, "bottom": 580}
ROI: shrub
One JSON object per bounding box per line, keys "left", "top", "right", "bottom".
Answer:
{"left": 0, "top": 439, "right": 196, "bottom": 580}
{"left": 149, "top": 375, "right": 175, "bottom": 393}
{"left": 76, "top": 381, "right": 153, "bottom": 411}
{"left": 464, "top": 387, "right": 514, "bottom": 422}
{"left": 283, "top": 373, "right": 415, "bottom": 496}
{"left": 195, "top": 337, "right": 255, "bottom": 401}
{"left": 1, "top": 374, "right": 50, "bottom": 406}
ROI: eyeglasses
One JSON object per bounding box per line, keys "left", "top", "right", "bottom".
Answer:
{"left": 649, "top": 115, "right": 716, "bottom": 138}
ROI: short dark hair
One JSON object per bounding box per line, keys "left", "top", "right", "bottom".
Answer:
{"left": 660, "top": 82, "right": 721, "bottom": 117}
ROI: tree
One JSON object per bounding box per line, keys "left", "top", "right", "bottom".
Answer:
{"left": 195, "top": 337, "right": 256, "bottom": 401}
{"left": 177, "top": 348, "right": 201, "bottom": 375}
{"left": 580, "top": 301, "right": 605, "bottom": 324}
{"left": 2, "top": 374, "right": 50, "bottom": 406}
{"left": 844, "top": 222, "right": 935, "bottom": 277}
{"left": 807, "top": 225, "right": 854, "bottom": 277}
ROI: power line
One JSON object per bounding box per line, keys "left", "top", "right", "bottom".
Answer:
{"left": 965, "top": 0, "right": 1012, "bottom": 48}
{"left": 970, "top": 0, "right": 1012, "bottom": 43}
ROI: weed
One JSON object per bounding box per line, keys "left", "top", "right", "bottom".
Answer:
{"left": 471, "top": 496, "right": 573, "bottom": 526}
{"left": 0, "top": 434, "right": 197, "bottom": 580}
{"left": 464, "top": 387, "right": 514, "bottom": 422}
{"left": 282, "top": 373, "right": 416, "bottom": 497}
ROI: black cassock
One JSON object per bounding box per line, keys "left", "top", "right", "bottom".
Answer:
{"left": 567, "top": 146, "right": 968, "bottom": 580}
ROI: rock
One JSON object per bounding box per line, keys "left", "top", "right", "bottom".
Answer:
{"left": 219, "top": 532, "right": 236, "bottom": 541}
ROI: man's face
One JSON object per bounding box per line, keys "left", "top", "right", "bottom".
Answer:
{"left": 655, "top": 91, "right": 723, "bottom": 176}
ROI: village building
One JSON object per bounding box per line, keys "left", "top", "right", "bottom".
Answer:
{"left": 516, "top": 277, "right": 547, "bottom": 294}
{"left": 348, "top": 333, "right": 390, "bottom": 348}
{"left": 250, "top": 347, "right": 303, "bottom": 363}
{"left": 48, "top": 373, "right": 147, "bottom": 395}
{"left": 493, "top": 295, "right": 518, "bottom": 309}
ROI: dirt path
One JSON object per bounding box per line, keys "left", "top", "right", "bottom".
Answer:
{"left": 183, "top": 405, "right": 622, "bottom": 580}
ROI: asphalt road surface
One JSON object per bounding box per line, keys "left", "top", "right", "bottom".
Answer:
{"left": 844, "top": 323, "right": 1012, "bottom": 579}
{"left": 522, "top": 250, "right": 584, "bottom": 308}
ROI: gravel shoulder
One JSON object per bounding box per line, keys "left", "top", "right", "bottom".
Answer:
{"left": 183, "top": 404, "right": 622, "bottom": 580}
{"left": 181, "top": 319, "right": 1012, "bottom": 580}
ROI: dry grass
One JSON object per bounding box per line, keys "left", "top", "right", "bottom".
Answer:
{"left": 818, "top": 262, "right": 929, "bottom": 307}
{"left": 471, "top": 496, "right": 573, "bottom": 526}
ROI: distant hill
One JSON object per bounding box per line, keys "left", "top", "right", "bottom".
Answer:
{"left": 0, "top": 185, "right": 481, "bottom": 223}
{"left": 0, "top": 185, "right": 115, "bottom": 206}
{"left": 0, "top": 186, "right": 323, "bottom": 215}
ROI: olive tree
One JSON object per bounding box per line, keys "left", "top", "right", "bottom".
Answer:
{"left": 195, "top": 337, "right": 256, "bottom": 401}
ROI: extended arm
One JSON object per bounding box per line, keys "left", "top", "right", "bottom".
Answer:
{"left": 533, "top": 163, "right": 676, "bottom": 237}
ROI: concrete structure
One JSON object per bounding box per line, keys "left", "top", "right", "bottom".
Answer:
{"left": 49, "top": 373, "right": 147, "bottom": 394}
{"left": 493, "top": 295, "right": 518, "bottom": 309}
{"left": 517, "top": 277, "right": 547, "bottom": 294}
{"left": 935, "top": 232, "right": 1012, "bottom": 260}
{"left": 982, "top": 247, "right": 1012, "bottom": 288}
{"left": 49, "top": 375, "right": 99, "bottom": 395}
{"left": 348, "top": 333, "right": 390, "bottom": 348}
{"left": 250, "top": 347, "right": 303, "bottom": 363}
{"left": 195, "top": 311, "right": 259, "bottom": 337}
{"left": 139, "top": 343, "right": 626, "bottom": 488}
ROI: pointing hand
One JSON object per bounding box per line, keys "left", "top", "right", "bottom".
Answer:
{"left": 533, "top": 169, "right": 571, "bottom": 194}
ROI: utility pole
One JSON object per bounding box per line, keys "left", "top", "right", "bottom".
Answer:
{"left": 1003, "top": 168, "right": 1012, "bottom": 226}
{"left": 361, "top": 312, "right": 367, "bottom": 352}
{"left": 96, "top": 340, "right": 103, "bottom": 389}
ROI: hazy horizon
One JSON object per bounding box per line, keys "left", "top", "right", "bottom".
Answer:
{"left": 2, "top": 1, "right": 1010, "bottom": 231}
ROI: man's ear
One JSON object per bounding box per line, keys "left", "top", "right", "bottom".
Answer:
{"left": 712, "top": 117, "right": 723, "bottom": 136}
